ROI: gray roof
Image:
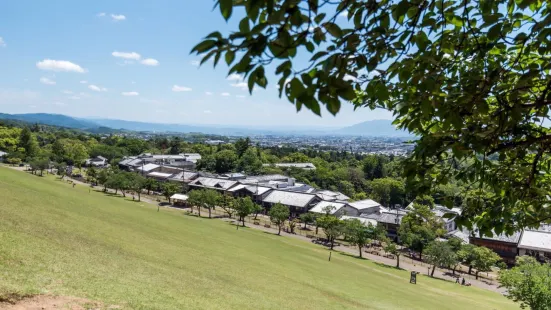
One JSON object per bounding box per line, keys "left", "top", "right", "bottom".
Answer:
{"left": 263, "top": 190, "right": 317, "bottom": 208}
{"left": 242, "top": 174, "right": 289, "bottom": 183}
{"left": 349, "top": 199, "right": 382, "bottom": 211}
{"left": 265, "top": 163, "right": 316, "bottom": 169}
{"left": 139, "top": 163, "right": 160, "bottom": 172}
{"left": 118, "top": 157, "right": 135, "bottom": 166}
{"left": 309, "top": 201, "right": 347, "bottom": 214}
{"left": 168, "top": 171, "right": 198, "bottom": 182}
{"left": 363, "top": 211, "right": 407, "bottom": 225}
{"left": 473, "top": 230, "right": 522, "bottom": 244}
{"left": 147, "top": 172, "right": 174, "bottom": 179}
{"left": 315, "top": 190, "right": 350, "bottom": 201}
{"left": 341, "top": 216, "right": 378, "bottom": 226}
{"left": 518, "top": 230, "right": 551, "bottom": 251}
{"left": 189, "top": 177, "right": 238, "bottom": 190}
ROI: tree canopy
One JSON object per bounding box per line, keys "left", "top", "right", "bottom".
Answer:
{"left": 194, "top": 0, "right": 551, "bottom": 234}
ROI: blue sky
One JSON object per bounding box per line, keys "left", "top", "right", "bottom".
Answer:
{"left": 0, "top": 0, "right": 392, "bottom": 127}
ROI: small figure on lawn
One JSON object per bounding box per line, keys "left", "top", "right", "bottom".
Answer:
{"left": 461, "top": 278, "right": 466, "bottom": 286}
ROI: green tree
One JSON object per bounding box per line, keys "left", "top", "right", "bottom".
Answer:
{"left": 18, "top": 127, "right": 38, "bottom": 161}
{"left": 162, "top": 182, "right": 180, "bottom": 204}
{"left": 194, "top": 0, "right": 551, "bottom": 232}
{"left": 87, "top": 166, "right": 97, "bottom": 183}
{"left": 344, "top": 219, "right": 371, "bottom": 258}
{"left": 369, "top": 177, "right": 405, "bottom": 208}
{"left": 237, "top": 148, "right": 262, "bottom": 174}
{"left": 187, "top": 190, "right": 205, "bottom": 217}
{"left": 399, "top": 202, "right": 445, "bottom": 260}
{"left": 472, "top": 246, "right": 500, "bottom": 280}
{"left": 29, "top": 157, "right": 49, "bottom": 176}
{"left": 202, "top": 189, "right": 222, "bottom": 219}
{"left": 457, "top": 244, "right": 479, "bottom": 276}
{"left": 268, "top": 203, "right": 289, "bottom": 235}
{"left": 144, "top": 178, "right": 158, "bottom": 195}
{"left": 317, "top": 214, "right": 344, "bottom": 250}
{"left": 64, "top": 140, "right": 89, "bottom": 171}
{"left": 55, "top": 162, "right": 68, "bottom": 179}
{"left": 499, "top": 256, "right": 551, "bottom": 310}
{"left": 299, "top": 212, "right": 315, "bottom": 229}
{"left": 214, "top": 150, "right": 238, "bottom": 173}
{"left": 234, "top": 137, "right": 251, "bottom": 157}
{"left": 424, "top": 241, "right": 458, "bottom": 277}
{"left": 384, "top": 240, "right": 401, "bottom": 269}
{"left": 128, "top": 173, "right": 146, "bottom": 202}
{"left": 234, "top": 196, "right": 256, "bottom": 227}
{"left": 220, "top": 195, "right": 236, "bottom": 218}
{"left": 96, "top": 168, "right": 112, "bottom": 191}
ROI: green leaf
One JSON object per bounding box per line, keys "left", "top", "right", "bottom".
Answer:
{"left": 225, "top": 51, "right": 235, "bottom": 65}
{"left": 314, "top": 13, "right": 326, "bottom": 24}
{"left": 191, "top": 40, "right": 216, "bottom": 54}
{"left": 323, "top": 22, "right": 343, "bottom": 37}
{"left": 219, "top": 0, "right": 233, "bottom": 21}
{"left": 239, "top": 18, "right": 250, "bottom": 33}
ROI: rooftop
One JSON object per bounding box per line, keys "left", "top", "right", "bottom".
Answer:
{"left": 348, "top": 199, "right": 381, "bottom": 211}
{"left": 341, "top": 216, "right": 378, "bottom": 226}
{"left": 263, "top": 190, "right": 317, "bottom": 208}
{"left": 518, "top": 230, "right": 551, "bottom": 251}
{"left": 189, "top": 177, "right": 238, "bottom": 190}
{"left": 309, "top": 201, "right": 347, "bottom": 214}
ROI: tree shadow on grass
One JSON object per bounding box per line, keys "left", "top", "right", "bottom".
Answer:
{"left": 339, "top": 252, "right": 369, "bottom": 261}
{"left": 373, "top": 262, "right": 406, "bottom": 271}
{"left": 420, "top": 274, "right": 456, "bottom": 284}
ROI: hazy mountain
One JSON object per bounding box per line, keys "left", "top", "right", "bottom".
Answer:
{"left": 0, "top": 113, "right": 409, "bottom": 137}
{"left": 337, "top": 119, "right": 411, "bottom": 137}
{"left": 0, "top": 113, "right": 100, "bottom": 130}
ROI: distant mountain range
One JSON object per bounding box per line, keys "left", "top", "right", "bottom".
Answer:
{"left": 0, "top": 113, "right": 411, "bottom": 137}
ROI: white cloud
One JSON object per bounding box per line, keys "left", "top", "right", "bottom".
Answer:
{"left": 40, "top": 77, "right": 56, "bottom": 85}
{"left": 52, "top": 102, "right": 66, "bottom": 106}
{"left": 88, "top": 84, "right": 107, "bottom": 92}
{"left": 172, "top": 85, "right": 192, "bottom": 92}
{"left": 236, "top": 95, "right": 246, "bottom": 98}
{"left": 231, "top": 82, "right": 248, "bottom": 90}
{"left": 62, "top": 90, "right": 73, "bottom": 94}
{"left": 0, "top": 37, "right": 5, "bottom": 47}
{"left": 97, "top": 12, "right": 106, "bottom": 17}
{"left": 221, "top": 92, "right": 231, "bottom": 96}
{"left": 68, "top": 96, "right": 80, "bottom": 100}
{"left": 122, "top": 91, "right": 139, "bottom": 96}
{"left": 36, "top": 59, "right": 86, "bottom": 73}
{"left": 111, "top": 14, "right": 126, "bottom": 21}
{"left": 227, "top": 73, "right": 243, "bottom": 81}
{"left": 141, "top": 58, "right": 159, "bottom": 66}
{"left": 80, "top": 80, "right": 88, "bottom": 84}
{"left": 205, "top": 91, "right": 213, "bottom": 95}
{"left": 190, "top": 60, "right": 200, "bottom": 67}
{"left": 204, "top": 110, "right": 212, "bottom": 114}
{"left": 112, "top": 51, "right": 141, "bottom": 60}
{"left": 339, "top": 11, "right": 348, "bottom": 18}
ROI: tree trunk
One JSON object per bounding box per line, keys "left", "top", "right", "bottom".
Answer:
{"left": 304, "top": 222, "right": 307, "bottom": 229}
{"left": 242, "top": 217, "right": 246, "bottom": 227}
{"left": 137, "top": 192, "right": 141, "bottom": 202}
{"left": 330, "top": 238, "right": 335, "bottom": 250}
{"left": 396, "top": 255, "right": 400, "bottom": 268}
{"left": 40, "top": 170, "right": 43, "bottom": 176}
{"left": 359, "top": 245, "right": 363, "bottom": 258}
{"left": 419, "top": 248, "right": 423, "bottom": 261}
{"left": 475, "top": 271, "right": 479, "bottom": 280}
{"left": 198, "top": 207, "right": 201, "bottom": 217}
{"left": 431, "top": 265, "right": 436, "bottom": 277}
{"left": 468, "top": 265, "right": 472, "bottom": 275}
{"left": 278, "top": 225, "right": 281, "bottom": 235}
{"left": 147, "top": 188, "right": 150, "bottom": 195}
{"left": 208, "top": 208, "right": 212, "bottom": 218}
{"left": 121, "top": 190, "right": 126, "bottom": 197}
{"left": 315, "top": 225, "right": 319, "bottom": 235}
{"left": 115, "top": 189, "right": 118, "bottom": 194}
{"left": 452, "top": 265, "right": 457, "bottom": 275}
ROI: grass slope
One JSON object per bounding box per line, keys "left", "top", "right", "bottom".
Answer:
{"left": 0, "top": 167, "right": 517, "bottom": 309}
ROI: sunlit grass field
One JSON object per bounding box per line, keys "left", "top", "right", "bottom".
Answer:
{"left": 0, "top": 167, "right": 517, "bottom": 309}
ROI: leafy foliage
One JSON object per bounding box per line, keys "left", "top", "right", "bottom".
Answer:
{"left": 195, "top": 0, "right": 551, "bottom": 233}
{"left": 499, "top": 256, "right": 551, "bottom": 310}
{"left": 399, "top": 202, "right": 445, "bottom": 260}
{"left": 317, "top": 214, "right": 344, "bottom": 250}
{"left": 425, "top": 241, "right": 458, "bottom": 277}
{"left": 269, "top": 203, "right": 290, "bottom": 235}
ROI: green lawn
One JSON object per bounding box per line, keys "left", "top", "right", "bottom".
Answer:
{"left": 0, "top": 167, "right": 517, "bottom": 309}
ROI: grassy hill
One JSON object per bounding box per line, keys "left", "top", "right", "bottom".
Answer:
{"left": 0, "top": 167, "right": 517, "bottom": 309}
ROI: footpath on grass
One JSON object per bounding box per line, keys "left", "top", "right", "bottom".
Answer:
{"left": 6, "top": 165, "right": 505, "bottom": 294}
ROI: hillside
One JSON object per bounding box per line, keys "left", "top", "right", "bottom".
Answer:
{"left": 0, "top": 113, "right": 99, "bottom": 130}
{"left": 0, "top": 167, "right": 517, "bottom": 309}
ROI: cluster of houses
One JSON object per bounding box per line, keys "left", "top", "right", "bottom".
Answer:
{"left": 86, "top": 153, "right": 551, "bottom": 265}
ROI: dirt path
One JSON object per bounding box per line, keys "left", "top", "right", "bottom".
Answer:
{"left": 0, "top": 295, "right": 115, "bottom": 310}
{"left": 4, "top": 165, "right": 505, "bottom": 293}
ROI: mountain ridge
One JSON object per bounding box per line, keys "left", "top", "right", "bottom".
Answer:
{"left": 0, "top": 113, "right": 410, "bottom": 137}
